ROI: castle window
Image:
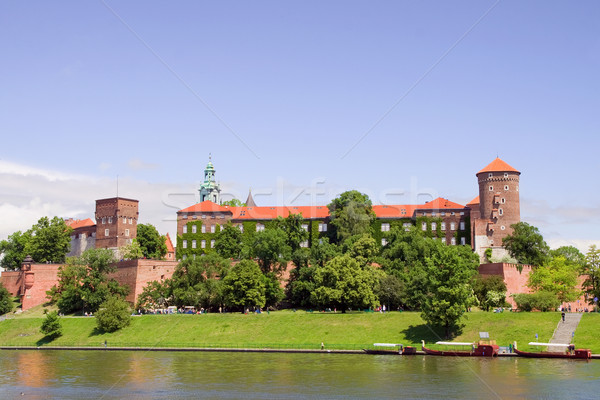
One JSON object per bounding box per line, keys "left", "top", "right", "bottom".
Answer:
{"left": 129, "top": 218, "right": 133, "bottom": 224}
{"left": 105, "top": 229, "right": 109, "bottom": 237}
{"left": 460, "top": 221, "right": 465, "bottom": 230}
{"left": 381, "top": 223, "right": 390, "bottom": 232}
{"left": 256, "top": 224, "right": 265, "bottom": 232}
{"left": 451, "top": 237, "right": 456, "bottom": 245}
{"left": 501, "top": 225, "right": 506, "bottom": 230}
{"left": 301, "top": 224, "right": 309, "bottom": 232}
{"left": 432, "top": 212, "right": 436, "bottom": 217}
{"left": 489, "top": 186, "right": 493, "bottom": 191}
{"left": 211, "top": 225, "right": 216, "bottom": 233}
{"left": 504, "top": 185, "right": 509, "bottom": 191}
{"left": 488, "top": 173, "right": 493, "bottom": 178}
{"left": 499, "top": 209, "right": 504, "bottom": 216}
{"left": 184, "top": 225, "right": 189, "bottom": 234}
{"left": 108, "top": 217, "right": 113, "bottom": 224}
{"left": 422, "top": 222, "right": 427, "bottom": 231}
{"left": 238, "top": 224, "right": 244, "bottom": 233}
{"left": 381, "top": 238, "right": 388, "bottom": 246}
{"left": 450, "top": 222, "right": 456, "bottom": 231}
{"left": 460, "top": 237, "right": 466, "bottom": 245}
{"left": 183, "top": 213, "right": 187, "bottom": 219}
{"left": 431, "top": 222, "right": 437, "bottom": 231}
{"left": 192, "top": 240, "right": 197, "bottom": 249}
{"left": 460, "top": 212, "right": 464, "bottom": 216}
{"left": 183, "top": 240, "right": 187, "bottom": 249}
{"left": 201, "top": 240, "right": 206, "bottom": 249}
{"left": 441, "top": 237, "right": 446, "bottom": 244}
{"left": 504, "top": 173, "right": 508, "bottom": 178}
{"left": 300, "top": 240, "right": 309, "bottom": 248}
{"left": 102, "top": 217, "right": 106, "bottom": 224}
{"left": 441, "top": 212, "right": 445, "bottom": 216}
{"left": 318, "top": 223, "right": 327, "bottom": 232}
{"left": 201, "top": 225, "right": 206, "bottom": 233}
{"left": 210, "top": 239, "right": 215, "bottom": 248}
{"left": 403, "top": 222, "right": 411, "bottom": 231}
{"left": 441, "top": 222, "right": 446, "bottom": 231}
{"left": 202, "top": 215, "right": 206, "bottom": 219}
{"left": 125, "top": 229, "right": 129, "bottom": 237}
{"left": 192, "top": 225, "right": 197, "bottom": 234}
{"left": 451, "top": 212, "right": 455, "bottom": 216}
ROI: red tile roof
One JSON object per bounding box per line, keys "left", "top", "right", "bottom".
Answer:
{"left": 466, "top": 196, "right": 480, "bottom": 206}
{"left": 178, "top": 200, "right": 232, "bottom": 214}
{"left": 65, "top": 218, "right": 95, "bottom": 229}
{"left": 416, "top": 197, "right": 466, "bottom": 210}
{"left": 230, "top": 205, "right": 330, "bottom": 220}
{"left": 372, "top": 205, "right": 417, "bottom": 218}
{"left": 165, "top": 233, "right": 175, "bottom": 253}
{"left": 477, "top": 158, "right": 519, "bottom": 174}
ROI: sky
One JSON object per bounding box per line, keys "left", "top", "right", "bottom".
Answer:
{"left": 1, "top": 1, "right": 599, "bottom": 252}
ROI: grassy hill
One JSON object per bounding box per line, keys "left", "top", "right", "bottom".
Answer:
{"left": 2, "top": 307, "right": 590, "bottom": 352}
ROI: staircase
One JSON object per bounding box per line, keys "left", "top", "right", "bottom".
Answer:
{"left": 549, "top": 313, "right": 582, "bottom": 352}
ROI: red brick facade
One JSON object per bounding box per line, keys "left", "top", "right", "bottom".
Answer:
{"left": 95, "top": 197, "right": 139, "bottom": 249}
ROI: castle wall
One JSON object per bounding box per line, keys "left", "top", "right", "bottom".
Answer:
{"left": 95, "top": 197, "right": 139, "bottom": 249}
{"left": 1, "top": 270, "right": 23, "bottom": 297}
{"left": 109, "top": 259, "right": 178, "bottom": 305}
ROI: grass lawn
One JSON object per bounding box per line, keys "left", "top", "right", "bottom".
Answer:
{"left": 572, "top": 313, "right": 600, "bottom": 353}
{"left": 0, "top": 308, "right": 567, "bottom": 351}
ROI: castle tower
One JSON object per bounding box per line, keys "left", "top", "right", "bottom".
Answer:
{"left": 472, "top": 158, "right": 521, "bottom": 260}
{"left": 199, "top": 156, "right": 221, "bottom": 203}
{"left": 95, "top": 197, "right": 139, "bottom": 250}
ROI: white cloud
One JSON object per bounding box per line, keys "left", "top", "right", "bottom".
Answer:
{"left": 128, "top": 158, "right": 159, "bottom": 171}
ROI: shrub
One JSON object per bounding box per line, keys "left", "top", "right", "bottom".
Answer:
{"left": 512, "top": 291, "right": 560, "bottom": 312}
{"left": 95, "top": 297, "right": 132, "bottom": 333}
{"left": 40, "top": 311, "right": 62, "bottom": 339}
{"left": 0, "top": 283, "right": 13, "bottom": 315}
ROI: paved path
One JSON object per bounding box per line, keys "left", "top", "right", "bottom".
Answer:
{"left": 549, "top": 313, "right": 582, "bottom": 352}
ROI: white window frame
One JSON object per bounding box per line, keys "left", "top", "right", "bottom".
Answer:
{"left": 192, "top": 239, "right": 197, "bottom": 249}
{"left": 104, "top": 229, "right": 109, "bottom": 237}
{"left": 381, "top": 223, "right": 390, "bottom": 232}
{"left": 201, "top": 225, "right": 206, "bottom": 233}
{"left": 192, "top": 225, "right": 197, "bottom": 234}
{"left": 125, "top": 229, "right": 129, "bottom": 237}
{"left": 450, "top": 222, "right": 456, "bottom": 231}
{"left": 102, "top": 217, "right": 106, "bottom": 224}
{"left": 441, "top": 222, "right": 446, "bottom": 231}
{"left": 504, "top": 185, "right": 509, "bottom": 191}
{"left": 183, "top": 225, "right": 188, "bottom": 234}
{"left": 431, "top": 222, "right": 437, "bottom": 231}
{"left": 211, "top": 225, "right": 216, "bottom": 233}
{"left": 489, "top": 186, "right": 493, "bottom": 191}
{"left": 182, "top": 240, "right": 187, "bottom": 249}
{"left": 301, "top": 224, "right": 309, "bottom": 232}
{"left": 441, "top": 237, "right": 446, "bottom": 244}
{"left": 422, "top": 222, "right": 427, "bottom": 231}
{"left": 256, "top": 224, "right": 265, "bottom": 232}
{"left": 460, "top": 237, "right": 466, "bottom": 245}
{"left": 108, "top": 217, "right": 113, "bottom": 224}
{"left": 499, "top": 208, "right": 504, "bottom": 216}
{"left": 210, "top": 239, "right": 215, "bottom": 248}
{"left": 381, "top": 238, "right": 388, "bottom": 246}
{"left": 201, "top": 240, "right": 206, "bottom": 249}
{"left": 451, "top": 237, "right": 456, "bottom": 246}
{"left": 460, "top": 221, "right": 465, "bottom": 230}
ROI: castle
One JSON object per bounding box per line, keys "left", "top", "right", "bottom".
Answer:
{"left": 2, "top": 157, "right": 535, "bottom": 311}
{"left": 176, "top": 157, "right": 521, "bottom": 262}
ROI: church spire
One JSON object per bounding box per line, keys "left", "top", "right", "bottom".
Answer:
{"left": 245, "top": 189, "right": 257, "bottom": 207}
{"left": 199, "top": 155, "right": 221, "bottom": 203}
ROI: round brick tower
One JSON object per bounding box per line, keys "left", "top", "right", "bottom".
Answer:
{"left": 475, "top": 158, "right": 521, "bottom": 250}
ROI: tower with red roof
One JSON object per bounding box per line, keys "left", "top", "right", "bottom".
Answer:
{"left": 471, "top": 157, "right": 521, "bottom": 260}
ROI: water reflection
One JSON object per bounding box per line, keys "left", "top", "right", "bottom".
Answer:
{"left": 0, "top": 351, "right": 598, "bottom": 399}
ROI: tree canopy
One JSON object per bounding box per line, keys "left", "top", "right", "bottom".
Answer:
{"left": 47, "top": 248, "right": 129, "bottom": 314}
{"left": 0, "top": 283, "right": 13, "bottom": 315}
{"left": 527, "top": 256, "right": 580, "bottom": 303}
{"left": 222, "top": 259, "right": 266, "bottom": 311}
{"left": 214, "top": 222, "right": 243, "bottom": 259}
{"left": 582, "top": 245, "right": 600, "bottom": 305}
{"left": 327, "top": 190, "right": 375, "bottom": 243}
{"left": 135, "top": 224, "right": 167, "bottom": 259}
{"left": 0, "top": 216, "right": 72, "bottom": 270}
{"left": 502, "top": 222, "right": 550, "bottom": 266}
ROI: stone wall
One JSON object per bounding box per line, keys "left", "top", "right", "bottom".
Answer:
{"left": 109, "top": 259, "right": 178, "bottom": 305}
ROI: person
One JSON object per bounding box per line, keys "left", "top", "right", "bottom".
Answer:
{"left": 321, "top": 342, "right": 324, "bottom": 350}
{"left": 561, "top": 312, "right": 565, "bottom": 322}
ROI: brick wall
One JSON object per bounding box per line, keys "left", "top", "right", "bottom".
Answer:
{"left": 109, "top": 259, "right": 178, "bottom": 305}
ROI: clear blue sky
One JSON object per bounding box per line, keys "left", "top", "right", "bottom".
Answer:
{"left": 1, "top": 1, "right": 599, "bottom": 251}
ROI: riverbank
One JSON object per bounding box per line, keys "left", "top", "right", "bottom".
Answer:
{"left": 1, "top": 309, "right": 599, "bottom": 352}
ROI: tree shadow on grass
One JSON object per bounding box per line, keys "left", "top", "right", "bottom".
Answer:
{"left": 401, "top": 324, "right": 449, "bottom": 345}
{"left": 36, "top": 335, "right": 60, "bottom": 346}
{"left": 89, "top": 327, "right": 104, "bottom": 337}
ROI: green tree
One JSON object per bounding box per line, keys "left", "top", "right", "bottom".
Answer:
{"left": 471, "top": 275, "right": 507, "bottom": 311}
{"left": 214, "top": 222, "right": 243, "bottom": 259}
{"left": 550, "top": 245, "right": 585, "bottom": 267}
{"left": 135, "top": 224, "right": 167, "bottom": 260}
{"left": 95, "top": 296, "right": 132, "bottom": 332}
{"left": 345, "top": 233, "right": 378, "bottom": 266}
{"left": 47, "top": 249, "right": 129, "bottom": 314}
{"left": 121, "top": 240, "right": 143, "bottom": 260}
{"left": 286, "top": 265, "right": 317, "bottom": 308}
{"left": 502, "top": 222, "right": 550, "bottom": 266}
{"left": 0, "top": 282, "right": 14, "bottom": 315}
{"left": 419, "top": 243, "right": 479, "bottom": 338}
{"left": 245, "top": 229, "right": 291, "bottom": 273}
{"left": 221, "top": 199, "right": 246, "bottom": 207}
{"left": 169, "top": 253, "right": 230, "bottom": 310}
{"left": 0, "top": 230, "right": 32, "bottom": 270}
{"left": 310, "top": 255, "right": 379, "bottom": 312}
{"left": 263, "top": 271, "right": 284, "bottom": 308}
{"left": 136, "top": 280, "right": 172, "bottom": 310}
{"left": 327, "top": 190, "right": 375, "bottom": 243}
{"left": 375, "top": 273, "right": 406, "bottom": 310}
{"left": 222, "top": 260, "right": 266, "bottom": 311}
{"left": 27, "top": 216, "right": 72, "bottom": 264}
{"left": 582, "top": 245, "right": 600, "bottom": 305}
{"left": 273, "top": 214, "right": 309, "bottom": 252}
{"left": 40, "top": 311, "right": 62, "bottom": 339}
{"left": 309, "top": 237, "right": 340, "bottom": 267}
{"left": 528, "top": 256, "right": 580, "bottom": 303}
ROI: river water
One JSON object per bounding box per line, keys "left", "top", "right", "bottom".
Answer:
{"left": 0, "top": 350, "right": 598, "bottom": 399}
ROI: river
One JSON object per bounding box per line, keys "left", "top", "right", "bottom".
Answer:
{"left": 0, "top": 350, "right": 598, "bottom": 399}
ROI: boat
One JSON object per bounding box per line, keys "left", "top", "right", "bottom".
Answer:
{"left": 363, "top": 343, "right": 417, "bottom": 355}
{"left": 514, "top": 342, "right": 591, "bottom": 359}
{"left": 421, "top": 340, "right": 499, "bottom": 357}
